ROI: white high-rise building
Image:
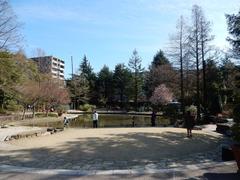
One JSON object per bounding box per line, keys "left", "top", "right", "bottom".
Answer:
{"left": 31, "top": 56, "right": 65, "bottom": 80}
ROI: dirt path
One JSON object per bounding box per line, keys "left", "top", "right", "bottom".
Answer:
{"left": 0, "top": 128, "right": 224, "bottom": 170}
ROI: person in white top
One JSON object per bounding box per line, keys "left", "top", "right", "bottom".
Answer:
{"left": 93, "top": 111, "right": 99, "bottom": 128}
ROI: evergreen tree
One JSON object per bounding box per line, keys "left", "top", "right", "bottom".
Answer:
{"left": 226, "top": 10, "right": 240, "bottom": 57}
{"left": 152, "top": 50, "right": 170, "bottom": 67}
{"left": 144, "top": 50, "right": 174, "bottom": 99}
{"left": 0, "top": 52, "right": 35, "bottom": 110}
{"left": 79, "top": 55, "right": 96, "bottom": 104}
{"left": 79, "top": 55, "right": 94, "bottom": 79}
{"left": 226, "top": 10, "right": 240, "bottom": 106}
{"left": 128, "top": 49, "right": 144, "bottom": 111}
{"left": 205, "top": 60, "right": 223, "bottom": 115}
{"left": 113, "top": 64, "right": 132, "bottom": 109}
{"left": 66, "top": 74, "right": 89, "bottom": 109}
{"left": 97, "top": 65, "right": 114, "bottom": 107}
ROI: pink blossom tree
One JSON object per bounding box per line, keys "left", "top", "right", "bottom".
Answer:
{"left": 150, "top": 84, "right": 173, "bottom": 106}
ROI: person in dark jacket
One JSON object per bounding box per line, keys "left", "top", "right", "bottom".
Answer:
{"left": 185, "top": 110, "right": 195, "bottom": 137}
{"left": 151, "top": 110, "right": 156, "bottom": 127}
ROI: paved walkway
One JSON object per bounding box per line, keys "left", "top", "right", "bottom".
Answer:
{"left": 0, "top": 161, "right": 239, "bottom": 179}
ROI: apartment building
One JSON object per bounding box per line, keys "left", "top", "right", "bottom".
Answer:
{"left": 31, "top": 56, "right": 65, "bottom": 80}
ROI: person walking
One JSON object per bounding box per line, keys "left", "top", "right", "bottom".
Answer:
{"left": 185, "top": 110, "right": 196, "bottom": 138}
{"left": 93, "top": 111, "right": 99, "bottom": 128}
{"left": 63, "top": 117, "right": 69, "bottom": 127}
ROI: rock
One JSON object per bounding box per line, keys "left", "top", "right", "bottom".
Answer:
{"left": 193, "top": 126, "right": 202, "bottom": 130}
{"left": 4, "top": 136, "right": 10, "bottom": 141}
{"left": 1, "top": 124, "right": 8, "bottom": 128}
{"left": 216, "top": 123, "right": 233, "bottom": 135}
{"left": 42, "top": 132, "right": 51, "bottom": 136}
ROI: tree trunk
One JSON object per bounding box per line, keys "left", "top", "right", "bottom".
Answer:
{"left": 22, "top": 107, "right": 26, "bottom": 120}
{"left": 120, "top": 89, "right": 123, "bottom": 109}
{"left": 1, "top": 91, "right": 4, "bottom": 110}
{"left": 201, "top": 22, "right": 207, "bottom": 115}
{"left": 202, "top": 60, "right": 207, "bottom": 113}
{"left": 46, "top": 109, "right": 49, "bottom": 117}
{"left": 195, "top": 23, "right": 201, "bottom": 122}
{"left": 179, "top": 20, "right": 185, "bottom": 116}
{"left": 32, "top": 105, "right": 35, "bottom": 118}
{"left": 134, "top": 75, "right": 138, "bottom": 111}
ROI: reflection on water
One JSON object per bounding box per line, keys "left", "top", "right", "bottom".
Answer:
{"left": 25, "top": 114, "right": 170, "bottom": 128}
{"left": 70, "top": 114, "right": 170, "bottom": 128}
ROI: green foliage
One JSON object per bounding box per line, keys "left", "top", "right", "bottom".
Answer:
{"left": 128, "top": 49, "right": 144, "bottom": 110}
{"left": 113, "top": 64, "right": 133, "bottom": 106}
{"left": 186, "top": 105, "right": 197, "bottom": 114}
{"left": 66, "top": 74, "right": 90, "bottom": 107}
{"left": 0, "top": 108, "right": 7, "bottom": 114}
{"left": 152, "top": 50, "right": 170, "bottom": 68}
{"left": 79, "top": 55, "right": 96, "bottom": 104}
{"left": 79, "top": 55, "right": 94, "bottom": 79}
{"left": 79, "top": 104, "right": 96, "bottom": 112}
{"left": 163, "top": 103, "right": 181, "bottom": 124}
{"left": 96, "top": 65, "right": 114, "bottom": 106}
{"left": 0, "top": 53, "right": 22, "bottom": 91}
{"left": 226, "top": 10, "right": 240, "bottom": 57}
{"left": 5, "top": 99, "right": 22, "bottom": 111}
{"left": 205, "top": 60, "right": 223, "bottom": 115}
{"left": 55, "top": 105, "right": 67, "bottom": 116}
{"left": 144, "top": 50, "right": 174, "bottom": 99}
{"left": 0, "top": 51, "right": 41, "bottom": 113}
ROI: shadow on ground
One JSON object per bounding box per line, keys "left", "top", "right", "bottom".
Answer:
{"left": 1, "top": 171, "right": 240, "bottom": 180}
{"left": 201, "top": 172, "right": 240, "bottom": 180}
{"left": 0, "top": 171, "right": 189, "bottom": 180}
{"left": 0, "top": 131, "right": 221, "bottom": 170}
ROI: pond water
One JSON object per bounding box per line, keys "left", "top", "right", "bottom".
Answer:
{"left": 25, "top": 114, "right": 170, "bottom": 128}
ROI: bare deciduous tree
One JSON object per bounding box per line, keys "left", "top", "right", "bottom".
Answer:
{"left": 168, "top": 16, "right": 189, "bottom": 114}
{"left": 151, "top": 64, "right": 178, "bottom": 96}
{"left": 188, "top": 5, "right": 214, "bottom": 120}
{"left": 188, "top": 5, "right": 202, "bottom": 121}
{"left": 199, "top": 9, "right": 214, "bottom": 114}
{"left": 15, "top": 80, "right": 40, "bottom": 119}
{"left": 40, "top": 79, "right": 70, "bottom": 116}
{"left": 0, "top": 0, "right": 21, "bottom": 50}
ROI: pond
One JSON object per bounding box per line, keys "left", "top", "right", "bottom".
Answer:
{"left": 24, "top": 114, "right": 170, "bottom": 128}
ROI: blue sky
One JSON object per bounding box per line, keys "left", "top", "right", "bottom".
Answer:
{"left": 11, "top": 0, "right": 239, "bottom": 78}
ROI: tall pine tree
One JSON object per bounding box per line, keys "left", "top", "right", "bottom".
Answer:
{"left": 128, "top": 49, "right": 144, "bottom": 111}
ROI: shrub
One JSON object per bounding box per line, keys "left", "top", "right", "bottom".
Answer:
{"left": 79, "top": 104, "right": 96, "bottom": 112}
{"left": 5, "top": 100, "right": 22, "bottom": 112}
{"left": 55, "top": 105, "right": 67, "bottom": 116}
{"left": 163, "top": 102, "right": 181, "bottom": 124}
{"left": 186, "top": 105, "right": 197, "bottom": 115}
{"left": 0, "top": 108, "right": 7, "bottom": 115}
